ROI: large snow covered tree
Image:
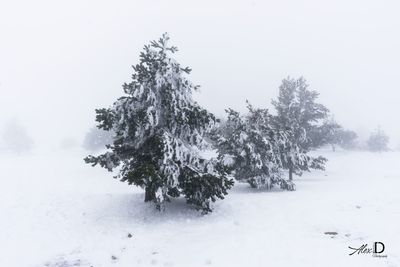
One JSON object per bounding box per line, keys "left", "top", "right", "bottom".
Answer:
{"left": 367, "top": 127, "right": 389, "bottom": 152}
{"left": 85, "top": 33, "right": 233, "bottom": 213}
{"left": 272, "top": 77, "right": 327, "bottom": 180}
{"left": 213, "top": 102, "right": 295, "bottom": 190}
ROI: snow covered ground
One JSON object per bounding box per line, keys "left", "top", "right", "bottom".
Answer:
{"left": 1, "top": 149, "right": 399, "bottom": 267}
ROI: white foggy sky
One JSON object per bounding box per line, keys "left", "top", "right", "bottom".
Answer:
{"left": 1, "top": 0, "right": 399, "bottom": 147}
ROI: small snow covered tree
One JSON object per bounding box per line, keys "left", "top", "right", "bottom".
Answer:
{"left": 214, "top": 102, "right": 295, "bottom": 190}
{"left": 85, "top": 33, "right": 233, "bottom": 213}
{"left": 367, "top": 127, "right": 389, "bottom": 152}
{"left": 272, "top": 77, "right": 327, "bottom": 180}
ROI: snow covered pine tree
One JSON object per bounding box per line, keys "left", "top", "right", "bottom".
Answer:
{"left": 272, "top": 77, "right": 327, "bottom": 181}
{"left": 214, "top": 102, "right": 295, "bottom": 190}
{"left": 85, "top": 33, "right": 233, "bottom": 213}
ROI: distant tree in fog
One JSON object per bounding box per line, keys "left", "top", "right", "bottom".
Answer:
{"left": 308, "top": 117, "right": 359, "bottom": 151}
{"left": 82, "top": 126, "right": 114, "bottom": 152}
{"left": 367, "top": 127, "right": 389, "bottom": 152}
{"left": 308, "top": 117, "right": 341, "bottom": 150}
{"left": 1, "top": 119, "right": 34, "bottom": 154}
{"left": 336, "top": 129, "right": 358, "bottom": 150}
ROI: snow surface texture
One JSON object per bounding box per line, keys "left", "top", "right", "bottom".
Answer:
{"left": 1, "top": 149, "right": 399, "bottom": 267}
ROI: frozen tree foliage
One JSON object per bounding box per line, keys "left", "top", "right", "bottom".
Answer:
{"left": 1, "top": 119, "right": 34, "bottom": 154}
{"left": 367, "top": 127, "right": 389, "bottom": 152}
{"left": 214, "top": 102, "right": 295, "bottom": 190}
{"left": 85, "top": 33, "right": 233, "bottom": 213}
{"left": 272, "top": 77, "right": 327, "bottom": 180}
{"left": 82, "top": 126, "right": 114, "bottom": 152}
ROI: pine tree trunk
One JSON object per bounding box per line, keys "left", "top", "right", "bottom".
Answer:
{"left": 289, "top": 166, "right": 293, "bottom": 181}
{"left": 144, "top": 187, "right": 154, "bottom": 202}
